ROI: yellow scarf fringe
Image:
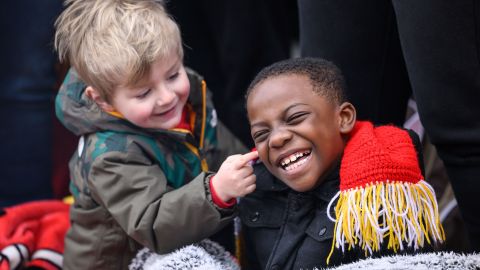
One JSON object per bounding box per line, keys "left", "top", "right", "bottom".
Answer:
{"left": 326, "top": 180, "right": 445, "bottom": 264}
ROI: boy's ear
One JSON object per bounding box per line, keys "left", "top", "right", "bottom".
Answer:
{"left": 85, "top": 86, "right": 115, "bottom": 113}
{"left": 338, "top": 102, "right": 356, "bottom": 134}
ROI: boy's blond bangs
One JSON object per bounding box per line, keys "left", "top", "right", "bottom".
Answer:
{"left": 54, "top": 0, "right": 183, "bottom": 101}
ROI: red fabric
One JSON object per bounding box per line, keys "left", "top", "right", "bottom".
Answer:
{"left": 0, "top": 260, "right": 9, "bottom": 270}
{"left": 33, "top": 209, "right": 69, "bottom": 252}
{"left": 0, "top": 201, "right": 69, "bottom": 248}
{"left": 26, "top": 259, "right": 59, "bottom": 270}
{"left": 174, "top": 106, "right": 192, "bottom": 132}
{"left": 209, "top": 177, "right": 236, "bottom": 208}
{"left": 340, "top": 121, "right": 423, "bottom": 191}
{"left": 0, "top": 200, "right": 70, "bottom": 270}
{"left": 0, "top": 221, "right": 38, "bottom": 256}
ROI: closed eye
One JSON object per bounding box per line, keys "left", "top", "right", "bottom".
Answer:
{"left": 252, "top": 130, "right": 269, "bottom": 143}
{"left": 135, "top": 89, "right": 151, "bottom": 99}
{"left": 168, "top": 72, "right": 179, "bottom": 81}
{"left": 286, "top": 111, "right": 309, "bottom": 124}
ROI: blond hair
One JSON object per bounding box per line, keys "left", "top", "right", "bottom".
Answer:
{"left": 54, "top": 0, "right": 183, "bottom": 101}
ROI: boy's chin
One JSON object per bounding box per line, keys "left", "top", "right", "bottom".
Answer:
{"left": 281, "top": 179, "right": 319, "bottom": 193}
{"left": 149, "top": 113, "right": 183, "bottom": 130}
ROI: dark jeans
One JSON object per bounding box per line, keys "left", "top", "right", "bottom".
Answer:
{"left": 298, "top": 0, "right": 480, "bottom": 251}
{"left": 0, "top": 1, "right": 63, "bottom": 206}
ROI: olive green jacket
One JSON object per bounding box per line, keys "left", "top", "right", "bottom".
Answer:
{"left": 56, "top": 68, "right": 246, "bottom": 270}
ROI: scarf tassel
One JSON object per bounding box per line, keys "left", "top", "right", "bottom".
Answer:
{"left": 326, "top": 180, "right": 445, "bottom": 264}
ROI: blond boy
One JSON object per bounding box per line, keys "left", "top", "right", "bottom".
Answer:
{"left": 54, "top": 0, "right": 257, "bottom": 269}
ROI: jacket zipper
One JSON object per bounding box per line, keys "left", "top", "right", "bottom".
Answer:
{"left": 170, "top": 80, "right": 209, "bottom": 172}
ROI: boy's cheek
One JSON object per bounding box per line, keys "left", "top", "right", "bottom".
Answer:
{"left": 255, "top": 145, "right": 269, "bottom": 164}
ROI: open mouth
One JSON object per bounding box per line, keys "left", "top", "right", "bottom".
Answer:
{"left": 279, "top": 150, "right": 311, "bottom": 171}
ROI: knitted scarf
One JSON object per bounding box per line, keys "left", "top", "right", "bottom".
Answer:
{"left": 326, "top": 121, "right": 444, "bottom": 263}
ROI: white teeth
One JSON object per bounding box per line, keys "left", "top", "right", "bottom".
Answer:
{"left": 284, "top": 156, "right": 308, "bottom": 171}
{"left": 280, "top": 150, "right": 311, "bottom": 167}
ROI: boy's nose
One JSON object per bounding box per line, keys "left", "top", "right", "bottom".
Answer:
{"left": 156, "top": 87, "right": 175, "bottom": 106}
{"left": 268, "top": 128, "right": 292, "bottom": 148}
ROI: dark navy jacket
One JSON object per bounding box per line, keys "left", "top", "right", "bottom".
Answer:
{"left": 238, "top": 162, "right": 362, "bottom": 270}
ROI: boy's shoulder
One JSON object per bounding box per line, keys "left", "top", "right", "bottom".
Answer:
{"left": 184, "top": 66, "right": 214, "bottom": 110}
{"left": 185, "top": 67, "right": 205, "bottom": 93}
{"left": 84, "top": 131, "right": 134, "bottom": 156}
{"left": 185, "top": 67, "right": 204, "bottom": 82}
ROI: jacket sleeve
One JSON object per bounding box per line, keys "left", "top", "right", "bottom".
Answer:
{"left": 87, "top": 149, "right": 235, "bottom": 254}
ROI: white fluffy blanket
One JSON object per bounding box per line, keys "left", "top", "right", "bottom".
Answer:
{"left": 128, "top": 239, "right": 239, "bottom": 270}
{"left": 323, "top": 252, "right": 480, "bottom": 270}
{"left": 130, "top": 241, "right": 479, "bottom": 270}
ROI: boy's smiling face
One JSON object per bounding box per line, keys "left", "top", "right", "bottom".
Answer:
{"left": 247, "top": 74, "right": 355, "bottom": 192}
{"left": 94, "top": 52, "right": 190, "bottom": 130}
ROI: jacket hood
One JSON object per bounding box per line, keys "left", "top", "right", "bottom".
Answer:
{"left": 55, "top": 68, "right": 209, "bottom": 138}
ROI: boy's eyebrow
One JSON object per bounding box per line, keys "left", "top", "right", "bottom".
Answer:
{"left": 250, "top": 122, "right": 265, "bottom": 129}
{"left": 284, "top": 103, "right": 308, "bottom": 111}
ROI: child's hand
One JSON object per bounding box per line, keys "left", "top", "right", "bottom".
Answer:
{"left": 211, "top": 151, "right": 259, "bottom": 202}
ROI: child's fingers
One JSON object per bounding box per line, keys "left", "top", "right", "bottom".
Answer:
{"left": 245, "top": 150, "right": 259, "bottom": 161}
{"left": 242, "top": 174, "right": 256, "bottom": 186}
{"left": 224, "top": 154, "right": 242, "bottom": 163}
{"left": 235, "top": 151, "right": 259, "bottom": 168}
{"left": 241, "top": 183, "right": 256, "bottom": 197}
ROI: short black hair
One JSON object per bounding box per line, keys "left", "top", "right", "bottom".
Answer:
{"left": 246, "top": 57, "right": 348, "bottom": 105}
